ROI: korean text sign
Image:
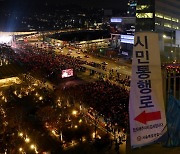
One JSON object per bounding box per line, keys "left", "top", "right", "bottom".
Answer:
{"left": 129, "top": 32, "right": 166, "bottom": 148}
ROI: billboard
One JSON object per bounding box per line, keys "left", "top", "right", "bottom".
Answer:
{"left": 62, "top": 69, "right": 73, "bottom": 78}
{"left": 121, "top": 35, "right": 134, "bottom": 44}
{"left": 129, "top": 32, "right": 167, "bottom": 148}
{"left": 110, "top": 17, "right": 122, "bottom": 23}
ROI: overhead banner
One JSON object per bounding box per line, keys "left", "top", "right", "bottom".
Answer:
{"left": 129, "top": 32, "right": 167, "bottom": 148}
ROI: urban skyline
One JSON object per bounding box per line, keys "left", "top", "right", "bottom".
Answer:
{"left": 0, "top": 0, "right": 179, "bottom": 153}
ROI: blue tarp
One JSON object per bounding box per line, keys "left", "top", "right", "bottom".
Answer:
{"left": 165, "top": 94, "right": 180, "bottom": 147}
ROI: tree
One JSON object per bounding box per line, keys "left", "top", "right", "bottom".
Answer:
{"left": 37, "top": 106, "right": 60, "bottom": 128}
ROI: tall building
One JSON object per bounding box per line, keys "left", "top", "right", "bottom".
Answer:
{"left": 135, "top": 0, "right": 180, "bottom": 62}
{"left": 109, "top": 0, "right": 180, "bottom": 61}
{"left": 135, "top": 0, "right": 180, "bottom": 100}
{"left": 135, "top": 0, "right": 155, "bottom": 32}
{"left": 135, "top": 0, "right": 180, "bottom": 42}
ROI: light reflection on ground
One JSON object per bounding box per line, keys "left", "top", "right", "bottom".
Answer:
{"left": 0, "top": 77, "right": 22, "bottom": 87}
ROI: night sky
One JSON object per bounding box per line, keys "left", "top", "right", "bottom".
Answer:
{"left": 47, "top": 0, "right": 127, "bottom": 9}
{"left": 0, "top": 0, "right": 128, "bottom": 31}
{"left": 1, "top": 0, "right": 128, "bottom": 9}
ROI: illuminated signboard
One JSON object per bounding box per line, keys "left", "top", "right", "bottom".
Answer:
{"left": 62, "top": 69, "right": 73, "bottom": 78}
{"left": 121, "top": 51, "right": 129, "bottom": 56}
{"left": 130, "top": 3, "right": 137, "bottom": 7}
{"left": 121, "top": 35, "right": 134, "bottom": 40}
{"left": 121, "top": 35, "right": 134, "bottom": 44}
{"left": 121, "top": 39, "right": 134, "bottom": 44}
{"left": 110, "top": 18, "right": 122, "bottom": 23}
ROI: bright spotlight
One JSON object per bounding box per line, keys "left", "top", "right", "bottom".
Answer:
{"left": 0, "top": 35, "right": 13, "bottom": 44}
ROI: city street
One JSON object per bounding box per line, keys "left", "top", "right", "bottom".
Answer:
{"left": 30, "top": 41, "right": 131, "bottom": 77}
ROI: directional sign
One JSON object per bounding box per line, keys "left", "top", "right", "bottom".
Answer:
{"left": 134, "top": 111, "right": 161, "bottom": 125}
{"left": 129, "top": 32, "right": 167, "bottom": 148}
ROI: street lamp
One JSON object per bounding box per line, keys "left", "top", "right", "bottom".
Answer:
{"left": 39, "top": 96, "right": 43, "bottom": 100}
{"left": 30, "top": 144, "right": 35, "bottom": 149}
{"left": 18, "top": 132, "right": 23, "bottom": 137}
{"left": 79, "top": 119, "right": 82, "bottom": 123}
{"left": 72, "top": 110, "right": 78, "bottom": 115}
{"left": 19, "top": 147, "right": 23, "bottom": 152}
{"left": 25, "top": 137, "right": 30, "bottom": 143}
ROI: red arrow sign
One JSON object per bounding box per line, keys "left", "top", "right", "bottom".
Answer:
{"left": 134, "top": 111, "right": 161, "bottom": 124}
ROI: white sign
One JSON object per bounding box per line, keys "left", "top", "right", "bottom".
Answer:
{"left": 129, "top": 32, "right": 167, "bottom": 148}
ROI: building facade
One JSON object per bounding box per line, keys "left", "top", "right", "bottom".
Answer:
{"left": 136, "top": 0, "right": 180, "bottom": 44}
{"left": 135, "top": 0, "right": 180, "bottom": 101}
{"left": 135, "top": 0, "right": 180, "bottom": 62}
{"left": 109, "top": 0, "right": 180, "bottom": 61}
{"left": 109, "top": 17, "right": 135, "bottom": 58}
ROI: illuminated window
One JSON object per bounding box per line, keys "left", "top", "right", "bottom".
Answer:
{"left": 172, "top": 18, "right": 179, "bottom": 23}
{"left": 155, "top": 13, "right": 179, "bottom": 23}
{"left": 136, "top": 5, "right": 150, "bottom": 10}
{"left": 164, "top": 16, "right": 171, "bottom": 21}
{"left": 136, "top": 13, "right": 153, "bottom": 18}
{"left": 164, "top": 23, "right": 171, "bottom": 28}
{"left": 155, "top": 22, "right": 160, "bottom": 26}
{"left": 172, "top": 25, "right": 179, "bottom": 29}
{"left": 155, "top": 13, "right": 163, "bottom": 19}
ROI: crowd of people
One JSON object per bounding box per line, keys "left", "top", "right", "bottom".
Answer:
{"left": 2, "top": 43, "right": 130, "bottom": 131}
{"left": 10, "top": 43, "right": 116, "bottom": 82}
{"left": 108, "top": 69, "right": 130, "bottom": 87}
{"left": 60, "top": 80, "right": 130, "bottom": 131}
{"left": 11, "top": 44, "right": 84, "bottom": 81}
